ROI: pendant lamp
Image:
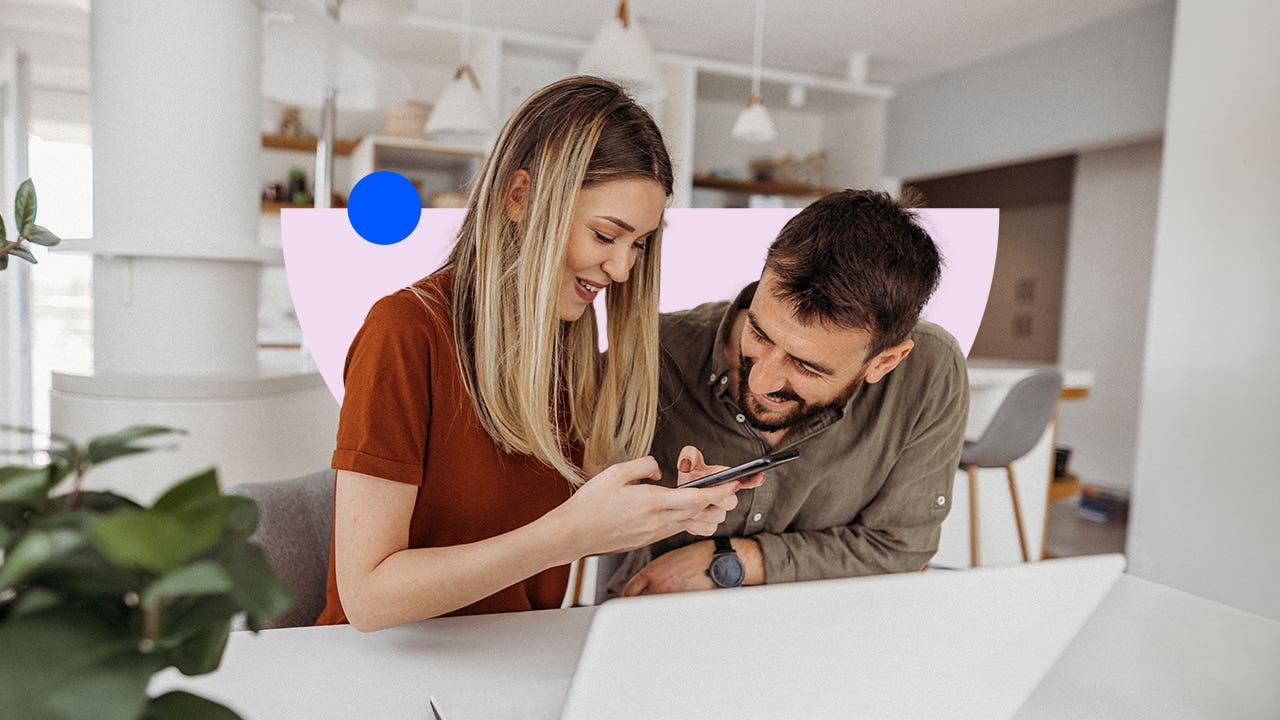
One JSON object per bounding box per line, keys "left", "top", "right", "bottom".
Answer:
{"left": 425, "top": 0, "right": 493, "bottom": 138}
{"left": 731, "top": 0, "right": 777, "bottom": 143}
{"left": 578, "top": 0, "right": 665, "bottom": 104}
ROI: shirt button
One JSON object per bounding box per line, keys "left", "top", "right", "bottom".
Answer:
{"left": 752, "top": 513, "right": 763, "bottom": 522}
{"left": 937, "top": 495, "right": 946, "bottom": 506}
{"left": 709, "top": 373, "right": 717, "bottom": 383}
{"left": 735, "top": 413, "right": 746, "bottom": 423}
{"left": 720, "top": 376, "right": 728, "bottom": 385}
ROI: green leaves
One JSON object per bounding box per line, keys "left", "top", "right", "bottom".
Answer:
{"left": 0, "top": 179, "right": 61, "bottom": 272}
{"left": 143, "top": 691, "right": 244, "bottom": 720}
{"left": 9, "top": 244, "right": 37, "bottom": 264}
{"left": 141, "top": 561, "right": 235, "bottom": 610}
{"left": 15, "top": 178, "right": 36, "bottom": 234}
{"left": 87, "top": 425, "right": 186, "bottom": 466}
{"left": 91, "top": 467, "right": 238, "bottom": 574}
{"left": 0, "top": 608, "right": 164, "bottom": 720}
{"left": 0, "top": 525, "right": 86, "bottom": 591}
{"left": 0, "top": 464, "right": 56, "bottom": 503}
{"left": 0, "top": 426, "right": 290, "bottom": 719}
{"left": 24, "top": 224, "right": 62, "bottom": 247}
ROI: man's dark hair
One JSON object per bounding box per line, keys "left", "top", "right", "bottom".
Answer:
{"left": 764, "top": 189, "right": 942, "bottom": 359}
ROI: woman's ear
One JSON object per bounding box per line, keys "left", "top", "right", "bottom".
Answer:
{"left": 504, "top": 169, "right": 531, "bottom": 223}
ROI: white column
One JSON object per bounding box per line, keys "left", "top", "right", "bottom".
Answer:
{"left": 90, "top": 0, "right": 264, "bottom": 376}
{"left": 1, "top": 50, "right": 32, "bottom": 453}
{"left": 53, "top": 0, "right": 338, "bottom": 500}
{"left": 1126, "top": 0, "right": 1280, "bottom": 622}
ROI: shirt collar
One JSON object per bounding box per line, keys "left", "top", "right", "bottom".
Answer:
{"left": 708, "top": 282, "right": 759, "bottom": 399}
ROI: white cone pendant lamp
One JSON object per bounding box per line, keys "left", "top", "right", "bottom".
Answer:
{"left": 425, "top": 63, "right": 492, "bottom": 137}
{"left": 578, "top": 0, "right": 665, "bottom": 104}
{"left": 732, "top": 0, "right": 777, "bottom": 143}
{"left": 425, "top": 0, "right": 493, "bottom": 138}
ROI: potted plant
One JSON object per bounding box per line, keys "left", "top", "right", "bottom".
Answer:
{"left": 0, "top": 426, "right": 293, "bottom": 720}
{"left": 0, "top": 181, "right": 292, "bottom": 719}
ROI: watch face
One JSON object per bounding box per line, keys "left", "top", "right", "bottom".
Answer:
{"left": 710, "top": 554, "right": 745, "bottom": 588}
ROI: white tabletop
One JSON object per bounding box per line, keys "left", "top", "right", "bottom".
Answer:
{"left": 1015, "top": 573, "right": 1280, "bottom": 719}
{"left": 153, "top": 573, "right": 1280, "bottom": 720}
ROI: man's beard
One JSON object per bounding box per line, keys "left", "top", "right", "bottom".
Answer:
{"left": 738, "top": 353, "right": 864, "bottom": 432}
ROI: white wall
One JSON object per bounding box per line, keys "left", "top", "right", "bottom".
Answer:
{"left": 885, "top": 1, "right": 1173, "bottom": 181}
{"left": 1126, "top": 0, "right": 1280, "bottom": 622}
{"left": 1056, "top": 140, "right": 1162, "bottom": 491}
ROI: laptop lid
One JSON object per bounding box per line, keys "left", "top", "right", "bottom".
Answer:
{"left": 560, "top": 554, "right": 1125, "bottom": 720}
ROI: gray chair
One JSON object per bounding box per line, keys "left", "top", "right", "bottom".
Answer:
{"left": 230, "top": 469, "right": 335, "bottom": 628}
{"left": 960, "top": 370, "right": 1063, "bottom": 567}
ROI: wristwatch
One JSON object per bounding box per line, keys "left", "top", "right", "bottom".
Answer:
{"left": 706, "top": 536, "right": 745, "bottom": 588}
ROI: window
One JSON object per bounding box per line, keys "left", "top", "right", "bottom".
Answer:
{"left": 27, "top": 132, "right": 93, "bottom": 437}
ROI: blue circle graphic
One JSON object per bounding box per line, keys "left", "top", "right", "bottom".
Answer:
{"left": 347, "top": 171, "right": 422, "bottom": 245}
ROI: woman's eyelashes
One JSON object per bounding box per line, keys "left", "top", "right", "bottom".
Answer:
{"left": 593, "top": 229, "right": 648, "bottom": 252}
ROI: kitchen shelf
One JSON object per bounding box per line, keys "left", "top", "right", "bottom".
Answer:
{"left": 692, "top": 174, "right": 838, "bottom": 198}
{"left": 260, "top": 198, "right": 346, "bottom": 213}
{"left": 261, "top": 134, "right": 358, "bottom": 156}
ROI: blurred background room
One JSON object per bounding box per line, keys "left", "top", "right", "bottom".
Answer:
{"left": 0, "top": 0, "right": 1275, "bottom": 623}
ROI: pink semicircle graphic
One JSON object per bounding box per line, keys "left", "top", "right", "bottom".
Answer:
{"left": 282, "top": 208, "right": 998, "bottom": 405}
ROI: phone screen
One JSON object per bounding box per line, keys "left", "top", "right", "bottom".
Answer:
{"left": 679, "top": 449, "right": 800, "bottom": 489}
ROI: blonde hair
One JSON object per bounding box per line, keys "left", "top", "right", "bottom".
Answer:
{"left": 419, "top": 76, "right": 672, "bottom": 485}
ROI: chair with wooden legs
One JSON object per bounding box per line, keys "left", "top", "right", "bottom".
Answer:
{"left": 960, "top": 370, "right": 1063, "bottom": 567}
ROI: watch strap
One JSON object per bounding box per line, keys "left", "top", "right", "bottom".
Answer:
{"left": 713, "top": 536, "right": 735, "bottom": 555}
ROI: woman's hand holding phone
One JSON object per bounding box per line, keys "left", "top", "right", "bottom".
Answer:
{"left": 551, "top": 447, "right": 762, "bottom": 560}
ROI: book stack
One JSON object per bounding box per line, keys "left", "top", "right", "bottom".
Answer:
{"left": 1078, "top": 484, "right": 1130, "bottom": 524}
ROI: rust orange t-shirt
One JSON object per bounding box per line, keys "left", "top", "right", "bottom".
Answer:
{"left": 316, "top": 271, "right": 574, "bottom": 624}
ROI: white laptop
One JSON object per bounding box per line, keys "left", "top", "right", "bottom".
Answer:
{"left": 557, "top": 554, "right": 1125, "bottom": 720}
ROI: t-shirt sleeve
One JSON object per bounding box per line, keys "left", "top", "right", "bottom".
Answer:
{"left": 331, "top": 293, "right": 438, "bottom": 486}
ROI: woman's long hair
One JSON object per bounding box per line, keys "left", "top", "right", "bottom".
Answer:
{"left": 422, "top": 76, "right": 672, "bottom": 486}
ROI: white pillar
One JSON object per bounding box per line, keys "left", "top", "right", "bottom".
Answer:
{"left": 1126, "top": 0, "right": 1280, "bottom": 622}
{"left": 1, "top": 50, "right": 32, "bottom": 453}
{"left": 90, "top": 0, "right": 264, "bottom": 376}
{"left": 53, "top": 0, "right": 339, "bottom": 499}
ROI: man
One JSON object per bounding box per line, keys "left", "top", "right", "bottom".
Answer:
{"left": 608, "top": 189, "right": 969, "bottom": 597}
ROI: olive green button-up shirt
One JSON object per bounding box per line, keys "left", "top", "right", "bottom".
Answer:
{"left": 607, "top": 282, "right": 969, "bottom": 595}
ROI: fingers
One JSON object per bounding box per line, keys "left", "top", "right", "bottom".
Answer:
{"left": 677, "top": 445, "right": 705, "bottom": 474}
{"left": 664, "top": 482, "right": 741, "bottom": 512}
{"left": 604, "top": 455, "right": 662, "bottom": 485}
{"left": 737, "top": 471, "right": 766, "bottom": 489}
{"left": 622, "top": 572, "right": 649, "bottom": 597}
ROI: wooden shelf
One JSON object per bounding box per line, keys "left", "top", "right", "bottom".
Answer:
{"left": 692, "top": 174, "right": 837, "bottom": 197}
{"left": 261, "top": 198, "right": 346, "bottom": 213}
{"left": 261, "top": 134, "right": 358, "bottom": 156}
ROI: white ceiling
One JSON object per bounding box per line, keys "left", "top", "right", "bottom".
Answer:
{"left": 1, "top": 0, "right": 1167, "bottom": 90}
{"left": 353, "top": 0, "right": 1168, "bottom": 84}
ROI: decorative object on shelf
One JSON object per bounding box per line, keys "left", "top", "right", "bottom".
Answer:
{"left": 428, "top": 191, "right": 468, "bottom": 209}
{"left": 262, "top": 181, "right": 287, "bottom": 203}
{"left": 0, "top": 425, "right": 292, "bottom": 720}
{"left": 425, "top": 0, "right": 493, "bottom": 139}
{"left": 750, "top": 151, "right": 826, "bottom": 186}
{"left": 578, "top": 0, "right": 665, "bottom": 106}
{"left": 286, "top": 166, "right": 310, "bottom": 205}
{"left": 0, "top": 179, "right": 63, "bottom": 272}
{"left": 384, "top": 101, "right": 433, "bottom": 138}
{"left": 732, "top": 0, "right": 777, "bottom": 144}
{"left": 278, "top": 105, "right": 304, "bottom": 138}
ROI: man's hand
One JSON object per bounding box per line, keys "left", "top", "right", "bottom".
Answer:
{"left": 621, "top": 537, "right": 765, "bottom": 596}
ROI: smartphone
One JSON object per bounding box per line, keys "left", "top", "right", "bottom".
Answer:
{"left": 678, "top": 449, "right": 800, "bottom": 489}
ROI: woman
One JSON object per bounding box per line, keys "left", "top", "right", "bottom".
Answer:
{"left": 318, "top": 76, "right": 755, "bottom": 631}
